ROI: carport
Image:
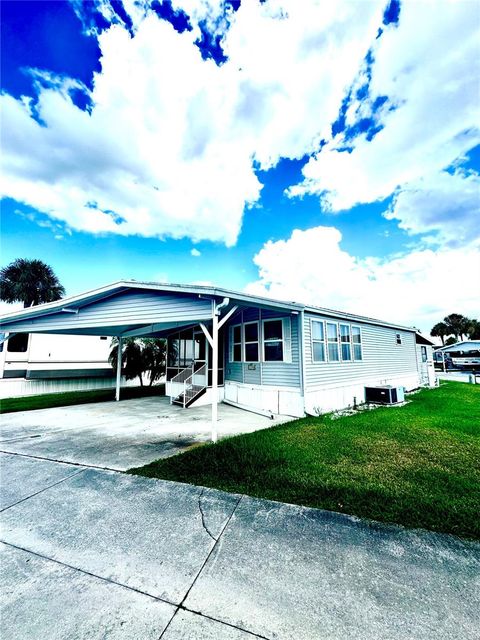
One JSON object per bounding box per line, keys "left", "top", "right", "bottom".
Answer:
{"left": 0, "top": 281, "right": 296, "bottom": 442}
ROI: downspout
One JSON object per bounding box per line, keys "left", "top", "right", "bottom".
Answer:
{"left": 299, "top": 309, "right": 306, "bottom": 415}
{"left": 216, "top": 297, "right": 230, "bottom": 315}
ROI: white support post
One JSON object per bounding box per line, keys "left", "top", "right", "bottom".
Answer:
{"left": 211, "top": 306, "right": 219, "bottom": 443}
{"left": 115, "top": 336, "right": 122, "bottom": 401}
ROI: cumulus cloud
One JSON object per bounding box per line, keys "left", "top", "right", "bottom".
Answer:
{"left": 0, "top": 0, "right": 384, "bottom": 245}
{"left": 289, "top": 0, "right": 480, "bottom": 244}
{"left": 190, "top": 248, "right": 201, "bottom": 257}
{"left": 246, "top": 226, "right": 480, "bottom": 333}
{"left": 384, "top": 169, "right": 480, "bottom": 247}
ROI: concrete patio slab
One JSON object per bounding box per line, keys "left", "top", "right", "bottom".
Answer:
{"left": 0, "top": 397, "right": 289, "bottom": 470}
{"left": 0, "top": 453, "right": 84, "bottom": 511}
{"left": 0, "top": 468, "right": 239, "bottom": 603}
{"left": 184, "top": 496, "right": 480, "bottom": 640}
{"left": 162, "top": 610, "right": 259, "bottom": 639}
{"left": 0, "top": 542, "right": 175, "bottom": 640}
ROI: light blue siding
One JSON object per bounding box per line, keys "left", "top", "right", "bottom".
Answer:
{"left": 224, "top": 308, "right": 301, "bottom": 388}
{"left": 0, "top": 291, "right": 212, "bottom": 334}
{"left": 304, "top": 312, "right": 417, "bottom": 389}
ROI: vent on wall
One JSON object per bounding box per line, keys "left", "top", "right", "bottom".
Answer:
{"left": 365, "top": 385, "right": 405, "bottom": 404}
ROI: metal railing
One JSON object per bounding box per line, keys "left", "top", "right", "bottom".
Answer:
{"left": 169, "top": 364, "right": 207, "bottom": 407}
{"left": 169, "top": 366, "right": 192, "bottom": 404}
{"left": 181, "top": 364, "right": 207, "bottom": 408}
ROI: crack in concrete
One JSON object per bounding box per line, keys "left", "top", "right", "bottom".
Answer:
{"left": 197, "top": 488, "right": 217, "bottom": 542}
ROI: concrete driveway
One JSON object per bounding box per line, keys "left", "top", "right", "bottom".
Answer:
{"left": 0, "top": 397, "right": 290, "bottom": 470}
{"left": 1, "top": 452, "right": 479, "bottom": 639}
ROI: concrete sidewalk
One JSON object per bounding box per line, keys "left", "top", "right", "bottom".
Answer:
{"left": 1, "top": 452, "right": 479, "bottom": 639}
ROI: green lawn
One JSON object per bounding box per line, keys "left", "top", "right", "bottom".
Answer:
{"left": 0, "top": 384, "right": 165, "bottom": 414}
{"left": 130, "top": 382, "right": 480, "bottom": 539}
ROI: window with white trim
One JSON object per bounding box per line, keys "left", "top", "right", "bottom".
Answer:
{"left": 7, "top": 333, "right": 29, "bottom": 353}
{"left": 396, "top": 333, "right": 402, "bottom": 345}
{"left": 340, "top": 324, "right": 352, "bottom": 361}
{"left": 352, "top": 325, "right": 362, "bottom": 360}
{"left": 231, "top": 325, "right": 242, "bottom": 362}
{"left": 326, "top": 322, "right": 339, "bottom": 361}
{"left": 311, "top": 320, "right": 326, "bottom": 362}
{"left": 244, "top": 322, "right": 259, "bottom": 362}
{"left": 263, "top": 319, "right": 284, "bottom": 361}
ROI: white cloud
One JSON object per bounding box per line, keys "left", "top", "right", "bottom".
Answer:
{"left": 384, "top": 169, "right": 480, "bottom": 248}
{"left": 190, "top": 248, "right": 201, "bottom": 257}
{"left": 0, "top": 0, "right": 384, "bottom": 245}
{"left": 246, "top": 226, "right": 480, "bottom": 334}
{"left": 289, "top": 0, "right": 480, "bottom": 241}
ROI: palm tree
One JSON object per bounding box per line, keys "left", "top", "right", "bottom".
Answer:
{"left": 141, "top": 338, "right": 166, "bottom": 386}
{"left": 109, "top": 338, "right": 145, "bottom": 386}
{"left": 430, "top": 321, "right": 449, "bottom": 346}
{"left": 0, "top": 258, "right": 65, "bottom": 308}
{"left": 443, "top": 313, "right": 469, "bottom": 341}
{"left": 109, "top": 337, "right": 166, "bottom": 387}
{"left": 465, "top": 318, "right": 480, "bottom": 340}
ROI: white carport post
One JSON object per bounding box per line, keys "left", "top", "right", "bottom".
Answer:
{"left": 201, "top": 298, "right": 236, "bottom": 443}
{"left": 115, "top": 335, "right": 123, "bottom": 401}
{"left": 211, "top": 309, "right": 219, "bottom": 443}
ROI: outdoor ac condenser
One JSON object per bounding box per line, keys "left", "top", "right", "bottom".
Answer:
{"left": 364, "top": 385, "right": 405, "bottom": 404}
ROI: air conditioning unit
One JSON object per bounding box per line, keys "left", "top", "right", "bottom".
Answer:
{"left": 364, "top": 385, "right": 405, "bottom": 404}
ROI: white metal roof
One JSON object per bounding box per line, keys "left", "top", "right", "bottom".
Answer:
{"left": 0, "top": 280, "right": 417, "bottom": 333}
{"left": 435, "top": 340, "right": 480, "bottom": 352}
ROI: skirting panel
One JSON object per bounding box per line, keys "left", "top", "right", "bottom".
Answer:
{"left": 304, "top": 373, "right": 420, "bottom": 415}
{"left": 224, "top": 381, "right": 304, "bottom": 417}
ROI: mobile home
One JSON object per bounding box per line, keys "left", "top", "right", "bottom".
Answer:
{"left": 0, "top": 332, "right": 114, "bottom": 397}
{"left": 0, "top": 281, "right": 436, "bottom": 416}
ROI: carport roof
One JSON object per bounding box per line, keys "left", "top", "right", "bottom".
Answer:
{"left": 0, "top": 279, "right": 416, "bottom": 333}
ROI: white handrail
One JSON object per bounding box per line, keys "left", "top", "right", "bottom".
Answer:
{"left": 182, "top": 364, "right": 207, "bottom": 407}
{"left": 170, "top": 364, "right": 207, "bottom": 407}
{"left": 171, "top": 366, "right": 193, "bottom": 384}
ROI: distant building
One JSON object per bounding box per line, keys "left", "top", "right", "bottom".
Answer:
{"left": 433, "top": 340, "right": 480, "bottom": 371}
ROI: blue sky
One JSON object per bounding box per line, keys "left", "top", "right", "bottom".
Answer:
{"left": 1, "top": 0, "right": 479, "bottom": 332}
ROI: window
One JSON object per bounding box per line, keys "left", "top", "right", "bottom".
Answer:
{"left": 7, "top": 333, "right": 29, "bottom": 353}
{"left": 326, "top": 323, "right": 339, "bottom": 361}
{"left": 340, "top": 324, "right": 351, "bottom": 361}
{"left": 100, "top": 336, "right": 108, "bottom": 340}
{"left": 263, "top": 319, "right": 284, "bottom": 361}
{"left": 232, "top": 325, "right": 242, "bottom": 362}
{"left": 244, "top": 322, "right": 259, "bottom": 362}
{"left": 421, "top": 345, "right": 427, "bottom": 363}
{"left": 311, "top": 320, "right": 325, "bottom": 362}
{"left": 396, "top": 333, "right": 402, "bottom": 345}
{"left": 352, "top": 326, "right": 362, "bottom": 360}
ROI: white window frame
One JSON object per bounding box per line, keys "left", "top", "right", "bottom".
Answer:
{"left": 311, "top": 319, "right": 326, "bottom": 363}
{"left": 326, "top": 322, "right": 340, "bottom": 362}
{"left": 261, "top": 317, "right": 292, "bottom": 363}
{"left": 352, "top": 325, "right": 363, "bottom": 361}
{"left": 230, "top": 323, "right": 242, "bottom": 363}
{"left": 339, "top": 323, "right": 352, "bottom": 362}
{"left": 396, "top": 333, "right": 402, "bottom": 345}
{"left": 243, "top": 321, "right": 260, "bottom": 363}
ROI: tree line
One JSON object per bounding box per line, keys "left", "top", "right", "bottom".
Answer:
{"left": 431, "top": 314, "right": 480, "bottom": 346}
